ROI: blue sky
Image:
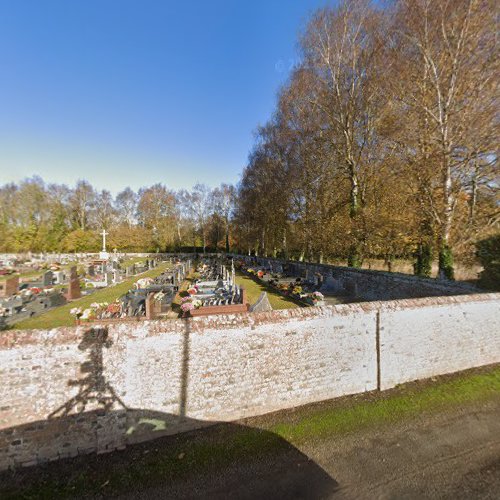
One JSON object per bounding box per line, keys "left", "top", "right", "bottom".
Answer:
{"left": 0, "top": 0, "right": 333, "bottom": 193}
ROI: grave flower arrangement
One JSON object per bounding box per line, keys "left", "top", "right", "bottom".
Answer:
{"left": 187, "top": 285, "right": 199, "bottom": 295}
{"left": 180, "top": 296, "right": 202, "bottom": 316}
{"left": 309, "top": 291, "right": 325, "bottom": 306}
{"left": 106, "top": 302, "right": 121, "bottom": 314}
{"left": 80, "top": 308, "right": 96, "bottom": 321}
{"left": 181, "top": 301, "right": 194, "bottom": 313}
{"left": 70, "top": 307, "right": 83, "bottom": 320}
{"left": 135, "top": 277, "right": 154, "bottom": 290}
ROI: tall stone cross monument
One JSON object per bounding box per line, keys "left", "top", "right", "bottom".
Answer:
{"left": 99, "top": 229, "right": 109, "bottom": 260}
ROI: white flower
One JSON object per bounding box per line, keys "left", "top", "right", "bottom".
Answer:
{"left": 80, "top": 308, "right": 93, "bottom": 320}
{"left": 70, "top": 307, "right": 82, "bottom": 317}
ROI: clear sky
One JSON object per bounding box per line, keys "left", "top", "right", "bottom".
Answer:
{"left": 0, "top": 0, "right": 333, "bottom": 193}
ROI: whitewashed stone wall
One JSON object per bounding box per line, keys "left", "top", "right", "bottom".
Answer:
{"left": 379, "top": 295, "right": 500, "bottom": 389}
{"left": 0, "top": 293, "right": 498, "bottom": 469}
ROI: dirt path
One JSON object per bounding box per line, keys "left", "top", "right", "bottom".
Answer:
{"left": 2, "top": 374, "right": 499, "bottom": 499}
{"left": 123, "top": 398, "right": 500, "bottom": 499}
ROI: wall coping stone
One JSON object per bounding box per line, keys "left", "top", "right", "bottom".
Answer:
{"left": 2, "top": 292, "right": 498, "bottom": 348}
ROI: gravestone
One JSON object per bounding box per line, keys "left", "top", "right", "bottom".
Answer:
{"left": 104, "top": 272, "right": 113, "bottom": 286}
{"left": 249, "top": 292, "right": 273, "bottom": 313}
{"left": 315, "top": 273, "right": 324, "bottom": 288}
{"left": 67, "top": 266, "right": 81, "bottom": 300}
{"left": 305, "top": 269, "right": 315, "bottom": 283}
{"left": 47, "top": 291, "right": 67, "bottom": 307}
{"left": 53, "top": 271, "right": 65, "bottom": 285}
{"left": 42, "top": 270, "right": 54, "bottom": 287}
{"left": 126, "top": 266, "right": 134, "bottom": 277}
{"left": 319, "top": 275, "right": 339, "bottom": 294}
{"left": 0, "top": 276, "right": 19, "bottom": 298}
{"left": 274, "top": 263, "right": 284, "bottom": 274}
{"left": 344, "top": 278, "right": 358, "bottom": 297}
{"left": 113, "top": 270, "right": 121, "bottom": 284}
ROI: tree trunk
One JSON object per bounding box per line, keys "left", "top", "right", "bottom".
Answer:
{"left": 225, "top": 224, "right": 230, "bottom": 253}
{"left": 438, "top": 161, "right": 455, "bottom": 279}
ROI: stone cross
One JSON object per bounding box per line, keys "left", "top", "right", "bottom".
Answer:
{"left": 101, "top": 229, "right": 108, "bottom": 252}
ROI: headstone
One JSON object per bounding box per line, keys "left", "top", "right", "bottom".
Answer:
{"left": 0, "top": 276, "right": 19, "bottom": 298}
{"left": 47, "top": 291, "right": 67, "bottom": 307}
{"left": 319, "top": 276, "right": 339, "bottom": 294}
{"left": 67, "top": 266, "right": 81, "bottom": 300}
{"left": 105, "top": 272, "right": 113, "bottom": 286}
{"left": 53, "top": 271, "right": 65, "bottom": 284}
{"left": 42, "top": 270, "right": 54, "bottom": 287}
{"left": 249, "top": 292, "right": 273, "bottom": 313}
{"left": 145, "top": 292, "right": 155, "bottom": 320}
{"left": 344, "top": 278, "right": 358, "bottom": 297}
{"left": 113, "top": 270, "right": 121, "bottom": 284}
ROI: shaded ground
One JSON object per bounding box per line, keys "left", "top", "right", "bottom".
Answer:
{"left": 1, "top": 365, "right": 499, "bottom": 499}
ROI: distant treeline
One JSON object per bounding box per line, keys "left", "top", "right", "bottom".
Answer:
{"left": 0, "top": 180, "right": 236, "bottom": 254}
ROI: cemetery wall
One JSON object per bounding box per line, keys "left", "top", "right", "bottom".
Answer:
{"left": 237, "top": 255, "right": 478, "bottom": 300}
{"left": 379, "top": 295, "right": 500, "bottom": 389}
{"left": 1, "top": 292, "right": 499, "bottom": 469}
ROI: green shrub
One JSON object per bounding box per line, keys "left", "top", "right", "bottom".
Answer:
{"left": 476, "top": 234, "right": 500, "bottom": 290}
{"left": 438, "top": 245, "right": 455, "bottom": 280}
{"left": 413, "top": 244, "right": 432, "bottom": 277}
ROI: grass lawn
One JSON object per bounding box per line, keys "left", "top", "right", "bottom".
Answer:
{"left": 1, "top": 365, "right": 498, "bottom": 499}
{"left": 235, "top": 271, "right": 301, "bottom": 309}
{"left": 120, "top": 256, "right": 147, "bottom": 268}
{"left": 11, "top": 262, "right": 171, "bottom": 330}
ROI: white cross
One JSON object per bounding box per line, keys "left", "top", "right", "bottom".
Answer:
{"left": 101, "top": 229, "right": 108, "bottom": 252}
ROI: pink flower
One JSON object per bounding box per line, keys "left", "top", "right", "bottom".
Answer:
{"left": 181, "top": 302, "right": 195, "bottom": 312}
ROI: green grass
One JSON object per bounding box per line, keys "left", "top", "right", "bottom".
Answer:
{"left": 11, "top": 262, "right": 171, "bottom": 330}
{"left": 120, "top": 256, "right": 146, "bottom": 268}
{"left": 1, "top": 366, "right": 499, "bottom": 499}
{"left": 235, "top": 272, "right": 301, "bottom": 310}
{"left": 270, "top": 365, "right": 500, "bottom": 442}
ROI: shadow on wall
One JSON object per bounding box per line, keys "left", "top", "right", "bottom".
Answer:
{"left": 0, "top": 326, "right": 338, "bottom": 498}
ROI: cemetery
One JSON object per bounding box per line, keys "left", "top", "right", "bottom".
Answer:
{"left": 1, "top": 243, "right": 487, "bottom": 331}
{"left": 0, "top": 231, "right": 179, "bottom": 329}
{"left": 1, "top": 0, "right": 499, "bottom": 497}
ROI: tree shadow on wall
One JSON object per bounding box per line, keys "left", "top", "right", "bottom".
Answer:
{"left": 0, "top": 325, "right": 338, "bottom": 499}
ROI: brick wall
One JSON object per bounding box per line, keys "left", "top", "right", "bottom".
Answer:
{"left": 0, "top": 293, "right": 499, "bottom": 469}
